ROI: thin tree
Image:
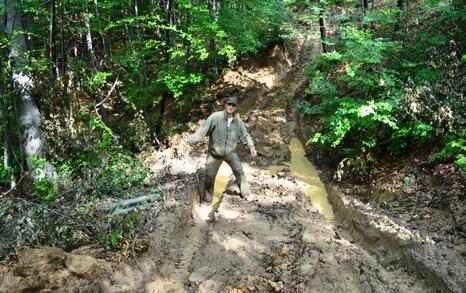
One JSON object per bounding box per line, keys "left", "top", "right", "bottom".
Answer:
{"left": 318, "top": 0, "right": 328, "bottom": 53}
{"left": 394, "top": 0, "right": 404, "bottom": 32}
{"left": 84, "top": 3, "right": 106, "bottom": 119}
{"left": 49, "top": 0, "right": 57, "bottom": 80}
{"left": 155, "top": 0, "right": 175, "bottom": 137}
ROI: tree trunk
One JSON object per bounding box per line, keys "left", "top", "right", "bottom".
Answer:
{"left": 394, "top": 0, "right": 404, "bottom": 32}
{"left": 361, "top": 0, "right": 369, "bottom": 29}
{"left": 84, "top": 5, "right": 107, "bottom": 120}
{"left": 93, "top": 0, "right": 109, "bottom": 57}
{"left": 49, "top": 0, "right": 57, "bottom": 80}
{"left": 1, "top": 92, "right": 16, "bottom": 188}
{"left": 363, "top": 0, "right": 369, "bottom": 10}
{"left": 317, "top": 0, "right": 327, "bottom": 53}
{"left": 154, "top": 0, "right": 175, "bottom": 138}
{"left": 155, "top": 92, "right": 170, "bottom": 138}
{"left": 6, "top": 0, "right": 55, "bottom": 180}
{"left": 210, "top": 0, "right": 220, "bottom": 74}
{"left": 84, "top": 8, "right": 97, "bottom": 72}
{"left": 133, "top": 0, "right": 149, "bottom": 88}
{"left": 59, "top": 1, "right": 67, "bottom": 91}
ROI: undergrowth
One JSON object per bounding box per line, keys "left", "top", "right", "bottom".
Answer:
{"left": 294, "top": 0, "right": 465, "bottom": 179}
{"left": 0, "top": 114, "right": 158, "bottom": 260}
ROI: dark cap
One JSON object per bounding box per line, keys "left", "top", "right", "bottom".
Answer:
{"left": 225, "top": 96, "right": 238, "bottom": 106}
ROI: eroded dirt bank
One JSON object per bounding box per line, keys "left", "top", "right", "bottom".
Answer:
{"left": 1, "top": 29, "right": 464, "bottom": 292}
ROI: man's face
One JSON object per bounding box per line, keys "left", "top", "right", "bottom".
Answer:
{"left": 225, "top": 102, "right": 237, "bottom": 115}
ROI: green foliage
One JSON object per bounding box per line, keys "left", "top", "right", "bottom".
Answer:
{"left": 160, "top": 72, "right": 203, "bottom": 98}
{"left": 308, "top": 98, "right": 398, "bottom": 150}
{"left": 91, "top": 116, "right": 113, "bottom": 148}
{"left": 0, "top": 163, "right": 19, "bottom": 186}
{"left": 92, "top": 72, "right": 113, "bottom": 87}
{"left": 69, "top": 149, "right": 151, "bottom": 198}
{"left": 106, "top": 211, "right": 140, "bottom": 248}
{"left": 99, "top": 0, "right": 289, "bottom": 124}
{"left": 0, "top": 165, "right": 12, "bottom": 183}
{"left": 293, "top": 100, "right": 323, "bottom": 116}
{"left": 430, "top": 133, "right": 466, "bottom": 172}
{"left": 219, "top": 0, "right": 287, "bottom": 54}
{"left": 110, "top": 231, "right": 123, "bottom": 247}
{"left": 163, "top": 123, "right": 191, "bottom": 137}
{"left": 32, "top": 178, "right": 59, "bottom": 202}
{"left": 295, "top": 0, "right": 465, "bottom": 171}
{"left": 388, "top": 122, "right": 434, "bottom": 153}
{"left": 321, "top": 51, "right": 343, "bottom": 62}
{"left": 306, "top": 70, "right": 337, "bottom": 99}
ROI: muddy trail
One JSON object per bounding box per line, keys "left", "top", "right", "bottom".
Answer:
{"left": 105, "top": 37, "right": 400, "bottom": 293}
{"left": 94, "top": 33, "right": 463, "bottom": 292}
{"left": 1, "top": 31, "right": 464, "bottom": 293}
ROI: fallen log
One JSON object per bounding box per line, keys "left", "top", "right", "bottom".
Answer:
{"left": 96, "top": 193, "right": 161, "bottom": 212}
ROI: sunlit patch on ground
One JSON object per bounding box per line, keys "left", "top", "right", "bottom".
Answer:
{"left": 193, "top": 203, "right": 212, "bottom": 222}
{"left": 220, "top": 209, "right": 241, "bottom": 219}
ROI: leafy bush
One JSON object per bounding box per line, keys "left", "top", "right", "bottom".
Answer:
{"left": 430, "top": 133, "right": 466, "bottom": 172}
{"left": 309, "top": 98, "right": 397, "bottom": 151}
{"left": 32, "top": 178, "right": 59, "bottom": 202}
{"left": 296, "top": 0, "right": 465, "bottom": 173}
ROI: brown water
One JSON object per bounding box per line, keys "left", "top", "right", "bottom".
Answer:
{"left": 212, "top": 163, "right": 232, "bottom": 206}
{"left": 269, "top": 137, "right": 334, "bottom": 220}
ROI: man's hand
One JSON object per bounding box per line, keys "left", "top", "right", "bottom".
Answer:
{"left": 182, "top": 139, "right": 193, "bottom": 156}
{"left": 250, "top": 147, "right": 257, "bottom": 158}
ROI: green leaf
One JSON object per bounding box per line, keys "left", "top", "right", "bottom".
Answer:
{"left": 110, "top": 232, "right": 123, "bottom": 246}
{"left": 92, "top": 72, "right": 113, "bottom": 87}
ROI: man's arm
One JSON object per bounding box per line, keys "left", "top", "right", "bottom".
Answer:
{"left": 187, "top": 114, "right": 214, "bottom": 145}
{"left": 238, "top": 120, "right": 257, "bottom": 157}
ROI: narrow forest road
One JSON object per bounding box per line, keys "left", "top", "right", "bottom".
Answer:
{"left": 0, "top": 12, "right": 464, "bottom": 293}
{"left": 97, "top": 30, "right": 464, "bottom": 293}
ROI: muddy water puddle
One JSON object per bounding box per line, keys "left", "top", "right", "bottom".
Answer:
{"left": 269, "top": 137, "right": 334, "bottom": 220}
{"left": 212, "top": 163, "right": 232, "bottom": 206}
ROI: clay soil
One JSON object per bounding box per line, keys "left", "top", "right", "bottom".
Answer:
{"left": 1, "top": 28, "right": 464, "bottom": 293}
{"left": 101, "top": 34, "right": 408, "bottom": 293}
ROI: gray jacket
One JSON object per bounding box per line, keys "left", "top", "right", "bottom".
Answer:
{"left": 188, "top": 110, "right": 254, "bottom": 157}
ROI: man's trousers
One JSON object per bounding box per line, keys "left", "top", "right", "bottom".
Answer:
{"left": 203, "top": 151, "right": 251, "bottom": 204}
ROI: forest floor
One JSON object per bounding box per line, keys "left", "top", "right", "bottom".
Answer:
{"left": 1, "top": 29, "right": 464, "bottom": 292}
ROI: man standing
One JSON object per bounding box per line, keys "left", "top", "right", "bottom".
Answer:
{"left": 187, "top": 96, "right": 257, "bottom": 213}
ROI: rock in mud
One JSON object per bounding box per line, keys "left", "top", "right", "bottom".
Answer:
{"left": 189, "top": 266, "right": 213, "bottom": 285}
{"left": 66, "top": 253, "right": 110, "bottom": 278}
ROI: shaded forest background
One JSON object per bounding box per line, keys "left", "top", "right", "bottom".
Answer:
{"left": 0, "top": 0, "right": 464, "bottom": 258}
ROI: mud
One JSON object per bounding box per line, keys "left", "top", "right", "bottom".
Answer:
{"left": 1, "top": 25, "right": 464, "bottom": 293}
{"left": 101, "top": 27, "right": 462, "bottom": 292}
{"left": 327, "top": 186, "right": 465, "bottom": 292}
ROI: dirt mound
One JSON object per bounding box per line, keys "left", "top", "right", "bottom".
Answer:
{"left": 0, "top": 246, "right": 112, "bottom": 292}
